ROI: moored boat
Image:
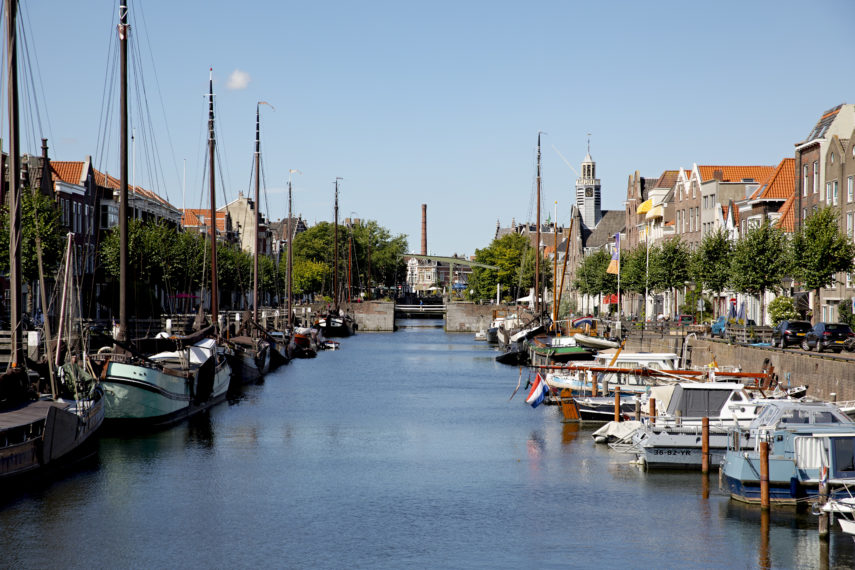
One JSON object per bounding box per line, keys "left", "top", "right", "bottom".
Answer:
{"left": 721, "top": 400, "right": 855, "bottom": 506}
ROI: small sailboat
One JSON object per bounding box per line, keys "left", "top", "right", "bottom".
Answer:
{"left": 89, "top": 7, "right": 229, "bottom": 427}
{"left": 315, "top": 179, "right": 355, "bottom": 338}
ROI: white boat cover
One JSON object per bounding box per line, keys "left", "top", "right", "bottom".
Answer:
{"left": 592, "top": 420, "right": 643, "bottom": 442}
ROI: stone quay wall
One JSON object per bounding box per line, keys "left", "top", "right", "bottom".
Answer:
{"left": 445, "top": 303, "right": 497, "bottom": 333}
{"left": 350, "top": 301, "right": 395, "bottom": 332}
{"left": 624, "top": 331, "right": 855, "bottom": 402}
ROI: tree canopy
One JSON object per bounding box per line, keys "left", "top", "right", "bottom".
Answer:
{"left": 791, "top": 206, "right": 855, "bottom": 322}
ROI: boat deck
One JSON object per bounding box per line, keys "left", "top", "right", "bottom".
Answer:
{"left": 0, "top": 400, "right": 68, "bottom": 429}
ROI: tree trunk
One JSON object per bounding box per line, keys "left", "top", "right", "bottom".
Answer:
{"left": 813, "top": 287, "right": 821, "bottom": 325}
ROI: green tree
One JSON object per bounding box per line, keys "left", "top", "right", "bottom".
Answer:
{"left": 729, "top": 220, "right": 789, "bottom": 325}
{"left": 768, "top": 296, "right": 799, "bottom": 327}
{"left": 619, "top": 245, "right": 648, "bottom": 317}
{"left": 648, "top": 237, "right": 690, "bottom": 317}
{"left": 574, "top": 249, "right": 615, "bottom": 300}
{"left": 468, "top": 233, "right": 536, "bottom": 302}
{"left": 791, "top": 206, "right": 855, "bottom": 324}
{"left": 690, "top": 228, "right": 731, "bottom": 317}
{"left": 0, "top": 188, "right": 65, "bottom": 283}
{"left": 839, "top": 298, "right": 855, "bottom": 328}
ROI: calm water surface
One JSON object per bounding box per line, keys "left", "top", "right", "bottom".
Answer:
{"left": 2, "top": 320, "right": 854, "bottom": 568}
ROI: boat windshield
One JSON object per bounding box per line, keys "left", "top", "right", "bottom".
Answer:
{"left": 831, "top": 437, "right": 855, "bottom": 479}
{"left": 754, "top": 403, "right": 851, "bottom": 427}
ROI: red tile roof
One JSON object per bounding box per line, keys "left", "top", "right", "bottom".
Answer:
{"left": 51, "top": 161, "right": 85, "bottom": 185}
{"left": 748, "top": 158, "right": 795, "bottom": 201}
{"left": 93, "top": 168, "right": 176, "bottom": 209}
{"left": 776, "top": 194, "right": 796, "bottom": 232}
{"left": 182, "top": 209, "right": 227, "bottom": 232}
{"left": 697, "top": 165, "right": 776, "bottom": 183}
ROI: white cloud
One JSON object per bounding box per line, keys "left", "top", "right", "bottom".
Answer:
{"left": 226, "top": 69, "right": 251, "bottom": 90}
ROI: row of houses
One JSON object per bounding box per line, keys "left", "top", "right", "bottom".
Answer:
{"left": 498, "top": 103, "right": 855, "bottom": 325}
{"left": 2, "top": 141, "right": 307, "bottom": 321}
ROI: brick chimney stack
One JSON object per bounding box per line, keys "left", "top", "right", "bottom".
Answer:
{"left": 421, "top": 204, "right": 427, "bottom": 255}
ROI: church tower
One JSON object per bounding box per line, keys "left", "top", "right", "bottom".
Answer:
{"left": 575, "top": 141, "right": 601, "bottom": 229}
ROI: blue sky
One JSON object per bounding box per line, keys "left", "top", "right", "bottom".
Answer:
{"left": 16, "top": 0, "right": 855, "bottom": 257}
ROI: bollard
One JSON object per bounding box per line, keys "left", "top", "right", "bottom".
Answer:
{"left": 760, "top": 440, "right": 770, "bottom": 510}
{"left": 634, "top": 399, "right": 641, "bottom": 421}
{"left": 830, "top": 392, "right": 837, "bottom": 403}
{"left": 648, "top": 397, "right": 656, "bottom": 424}
{"left": 614, "top": 387, "right": 621, "bottom": 423}
{"left": 591, "top": 371, "right": 598, "bottom": 397}
{"left": 701, "top": 417, "right": 710, "bottom": 474}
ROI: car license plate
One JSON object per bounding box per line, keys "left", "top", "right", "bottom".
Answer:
{"left": 836, "top": 340, "right": 844, "bottom": 344}
{"left": 796, "top": 333, "right": 805, "bottom": 336}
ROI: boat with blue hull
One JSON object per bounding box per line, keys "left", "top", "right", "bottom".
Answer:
{"left": 720, "top": 400, "right": 855, "bottom": 506}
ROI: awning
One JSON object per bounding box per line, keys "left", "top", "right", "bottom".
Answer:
{"left": 636, "top": 199, "right": 653, "bottom": 215}
{"left": 645, "top": 205, "right": 664, "bottom": 220}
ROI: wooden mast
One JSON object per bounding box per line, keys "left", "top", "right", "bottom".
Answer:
{"left": 252, "top": 104, "right": 260, "bottom": 325}
{"left": 208, "top": 70, "right": 219, "bottom": 333}
{"left": 6, "top": 0, "right": 23, "bottom": 366}
{"left": 534, "top": 133, "right": 541, "bottom": 316}
{"left": 286, "top": 176, "right": 293, "bottom": 329}
{"left": 333, "top": 178, "right": 341, "bottom": 311}
{"left": 116, "top": 1, "right": 129, "bottom": 343}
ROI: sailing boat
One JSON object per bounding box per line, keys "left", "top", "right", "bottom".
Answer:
{"left": 315, "top": 179, "right": 355, "bottom": 338}
{"left": 1, "top": 0, "right": 103, "bottom": 480}
{"left": 227, "top": 104, "right": 277, "bottom": 382}
{"left": 89, "top": 5, "right": 229, "bottom": 427}
{"left": 286, "top": 172, "right": 317, "bottom": 358}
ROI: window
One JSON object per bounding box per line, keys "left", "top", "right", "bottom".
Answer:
{"left": 803, "top": 165, "right": 809, "bottom": 197}
{"left": 832, "top": 152, "right": 836, "bottom": 164}
{"left": 849, "top": 176, "right": 854, "bottom": 203}
{"left": 834, "top": 180, "right": 839, "bottom": 206}
{"left": 803, "top": 208, "right": 807, "bottom": 221}
{"left": 814, "top": 161, "right": 819, "bottom": 193}
{"left": 827, "top": 182, "right": 833, "bottom": 205}
{"left": 847, "top": 213, "right": 853, "bottom": 239}
{"left": 704, "top": 195, "right": 708, "bottom": 209}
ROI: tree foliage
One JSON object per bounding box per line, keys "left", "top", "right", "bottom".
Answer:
{"left": 768, "top": 296, "right": 799, "bottom": 326}
{"left": 289, "top": 220, "right": 408, "bottom": 298}
{"left": 0, "top": 188, "right": 65, "bottom": 282}
{"left": 791, "top": 206, "right": 855, "bottom": 323}
{"left": 467, "top": 232, "right": 550, "bottom": 302}
{"left": 574, "top": 249, "right": 615, "bottom": 297}
{"left": 690, "top": 228, "right": 731, "bottom": 315}
{"left": 729, "top": 220, "right": 789, "bottom": 324}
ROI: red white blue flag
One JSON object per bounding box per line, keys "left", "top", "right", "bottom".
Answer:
{"left": 525, "top": 374, "right": 548, "bottom": 408}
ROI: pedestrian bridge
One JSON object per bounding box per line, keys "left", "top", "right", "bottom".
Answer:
{"left": 395, "top": 304, "right": 446, "bottom": 318}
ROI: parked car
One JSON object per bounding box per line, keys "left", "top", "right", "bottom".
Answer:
{"left": 711, "top": 316, "right": 727, "bottom": 338}
{"left": 710, "top": 316, "right": 756, "bottom": 338}
{"left": 771, "top": 320, "right": 812, "bottom": 348}
{"left": 801, "top": 322, "right": 854, "bottom": 353}
{"left": 676, "top": 314, "right": 695, "bottom": 326}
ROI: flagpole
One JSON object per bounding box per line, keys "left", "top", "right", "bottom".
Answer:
{"left": 617, "top": 234, "right": 621, "bottom": 323}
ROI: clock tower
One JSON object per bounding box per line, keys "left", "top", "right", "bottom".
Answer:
{"left": 575, "top": 144, "right": 601, "bottom": 229}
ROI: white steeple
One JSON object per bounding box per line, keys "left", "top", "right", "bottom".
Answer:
{"left": 575, "top": 136, "right": 601, "bottom": 229}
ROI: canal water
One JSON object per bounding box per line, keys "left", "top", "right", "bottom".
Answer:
{"left": 2, "top": 320, "right": 854, "bottom": 568}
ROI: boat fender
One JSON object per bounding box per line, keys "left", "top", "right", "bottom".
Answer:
{"left": 97, "top": 345, "right": 112, "bottom": 354}
{"left": 593, "top": 435, "right": 607, "bottom": 444}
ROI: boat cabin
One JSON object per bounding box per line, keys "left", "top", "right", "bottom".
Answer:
{"left": 661, "top": 383, "right": 756, "bottom": 422}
